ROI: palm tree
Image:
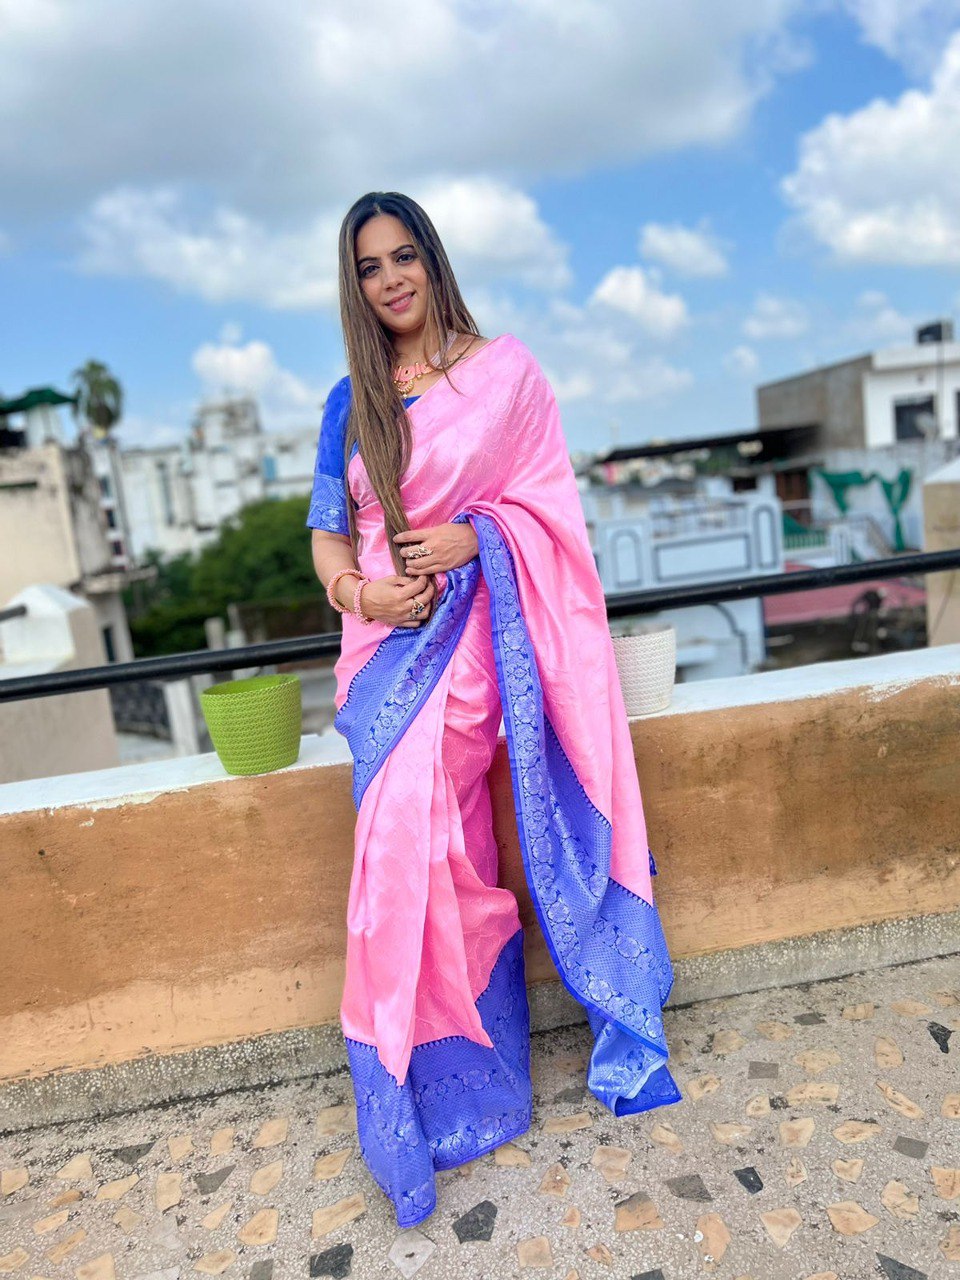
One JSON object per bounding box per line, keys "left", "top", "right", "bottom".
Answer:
{"left": 71, "top": 359, "right": 123, "bottom": 439}
{"left": 72, "top": 359, "right": 132, "bottom": 571}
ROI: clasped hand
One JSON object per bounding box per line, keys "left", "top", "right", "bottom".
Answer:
{"left": 394, "top": 522, "right": 479, "bottom": 576}
{"left": 358, "top": 522, "right": 480, "bottom": 629}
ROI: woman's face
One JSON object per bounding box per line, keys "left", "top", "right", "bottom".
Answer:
{"left": 355, "top": 214, "right": 431, "bottom": 343}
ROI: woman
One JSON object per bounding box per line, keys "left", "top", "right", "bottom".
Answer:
{"left": 307, "top": 191, "right": 680, "bottom": 1228}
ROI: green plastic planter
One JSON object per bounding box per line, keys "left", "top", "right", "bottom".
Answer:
{"left": 200, "top": 673, "right": 302, "bottom": 775}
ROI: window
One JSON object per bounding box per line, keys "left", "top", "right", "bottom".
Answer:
{"left": 893, "top": 395, "right": 936, "bottom": 441}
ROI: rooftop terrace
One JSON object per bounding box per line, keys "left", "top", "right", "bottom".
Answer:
{"left": 2, "top": 950, "right": 958, "bottom": 1279}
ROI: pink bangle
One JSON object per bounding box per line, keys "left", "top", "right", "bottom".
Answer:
{"left": 326, "top": 568, "right": 364, "bottom": 615}
{"left": 353, "top": 576, "right": 374, "bottom": 625}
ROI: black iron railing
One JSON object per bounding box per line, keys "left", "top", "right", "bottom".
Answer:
{"left": 1, "top": 548, "right": 957, "bottom": 704}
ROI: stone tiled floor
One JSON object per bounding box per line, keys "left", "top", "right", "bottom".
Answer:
{"left": 2, "top": 953, "right": 959, "bottom": 1280}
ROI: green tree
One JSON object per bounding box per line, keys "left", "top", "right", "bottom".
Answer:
{"left": 71, "top": 359, "right": 123, "bottom": 438}
{"left": 124, "top": 497, "right": 326, "bottom": 656}
{"left": 125, "top": 548, "right": 196, "bottom": 616}
{"left": 190, "top": 496, "right": 323, "bottom": 611}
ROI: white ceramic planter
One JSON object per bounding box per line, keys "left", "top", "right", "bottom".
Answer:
{"left": 610, "top": 622, "right": 677, "bottom": 716}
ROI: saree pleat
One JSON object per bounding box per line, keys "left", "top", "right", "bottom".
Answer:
{"left": 342, "top": 578, "right": 532, "bottom": 1227}
{"left": 306, "top": 335, "right": 680, "bottom": 1225}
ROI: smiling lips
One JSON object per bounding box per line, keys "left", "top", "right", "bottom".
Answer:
{"left": 387, "top": 292, "right": 414, "bottom": 314}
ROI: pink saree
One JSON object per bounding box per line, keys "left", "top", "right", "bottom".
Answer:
{"left": 306, "top": 334, "right": 679, "bottom": 1226}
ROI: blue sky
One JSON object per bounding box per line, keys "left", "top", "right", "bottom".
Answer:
{"left": 3, "top": 1, "right": 960, "bottom": 455}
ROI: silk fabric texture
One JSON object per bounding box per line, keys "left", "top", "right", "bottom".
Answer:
{"left": 306, "top": 334, "right": 680, "bottom": 1225}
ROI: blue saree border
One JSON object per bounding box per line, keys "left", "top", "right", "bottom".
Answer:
{"left": 334, "top": 515, "right": 480, "bottom": 809}
{"left": 470, "top": 512, "right": 680, "bottom": 1116}
{"left": 343, "top": 928, "right": 532, "bottom": 1228}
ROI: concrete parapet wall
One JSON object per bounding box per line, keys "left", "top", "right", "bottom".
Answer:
{"left": 0, "top": 645, "right": 958, "bottom": 1117}
{"left": 0, "top": 584, "right": 118, "bottom": 784}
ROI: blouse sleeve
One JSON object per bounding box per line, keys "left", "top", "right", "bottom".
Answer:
{"left": 305, "top": 375, "right": 352, "bottom": 534}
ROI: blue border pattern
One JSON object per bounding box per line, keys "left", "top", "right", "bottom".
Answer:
{"left": 334, "top": 516, "right": 480, "bottom": 809}
{"left": 307, "top": 473, "right": 349, "bottom": 534}
{"left": 344, "top": 928, "right": 532, "bottom": 1228}
{"left": 305, "top": 381, "right": 420, "bottom": 533}
{"left": 305, "top": 376, "right": 352, "bottom": 534}
{"left": 470, "top": 512, "right": 680, "bottom": 1115}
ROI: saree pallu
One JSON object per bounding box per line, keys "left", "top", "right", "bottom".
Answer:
{"left": 306, "top": 334, "right": 681, "bottom": 1227}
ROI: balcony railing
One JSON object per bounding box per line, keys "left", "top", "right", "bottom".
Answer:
{"left": 1, "top": 547, "right": 957, "bottom": 704}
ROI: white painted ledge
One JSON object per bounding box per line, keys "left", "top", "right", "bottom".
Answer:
{"left": 644, "top": 642, "right": 960, "bottom": 718}
{"left": 0, "top": 730, "right": 352, "bottom": 817}
{"left": 2, "top": 643, "right": 957, "bottom": 817}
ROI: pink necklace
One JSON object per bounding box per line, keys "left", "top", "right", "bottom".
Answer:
{"left": 393, "top": 332, "right": 455, "bottom": 396}
{"left": 393, "top": 359, "right": 432, "bottom": 396}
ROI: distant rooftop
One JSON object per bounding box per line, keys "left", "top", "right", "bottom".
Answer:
{"left": 758, "top": 319, "right": 960, "bottom": 390}
{"left": 0, "top": 387, "right": 76, "bottom": 416}
{"left": 592, "top": 422, "right": 817, "bottom": 465}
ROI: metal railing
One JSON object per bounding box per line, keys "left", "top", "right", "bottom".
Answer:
{"left": 1, "top": 548, "right": 957, "bottom": 704}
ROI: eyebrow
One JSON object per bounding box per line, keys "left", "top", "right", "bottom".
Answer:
{"left": 356, "top": 242, "right": 415, "bottom": 267}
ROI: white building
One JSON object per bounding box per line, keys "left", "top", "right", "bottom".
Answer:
{"left": 862, "top": 341, "right": 960, "bottom": 447}
{"left": 756, "top": 322, "right": 960, "bottom": 551}
{"left": 757, "top": 321, "right": 960, "bottom": 451}
{"left": 0, "top": 392, "right": 151, "bottom": 664}
{"left": 118, "top": 398, "right": 321, "bottom": 563}
{"left": 580, "top": 477, "right": 783, "bottom": 680}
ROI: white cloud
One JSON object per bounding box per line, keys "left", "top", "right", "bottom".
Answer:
{"left": 743, "top": 292, "right": 809, "bottom": 339}
{"left": 192, "top": 337, "right": 322, "bottom": 426}
{"left": 497, "top": 294, "right": 694, "bottom": 414}
{"left": 542, "top": 369, "right": 596, "bottom": 404}
{"left": 604, "top": 358, "right": 695, "bottom": 403}
{"left": 103, "top": 338, "right": 324, "bottom": 447}
{"left": 415, "top": 177, "right": 571, "bottom": 291}
{"left": 846, "top": 290, "right": 915, "bottom": 345}
{"left": 841, "top": 0, "right": 960, "bottom": 76}
{"left": 781, "top": 32, "right": 960, "bottom": 264}
{"left": 77, "top": 177, "right": 568, "bottom": 308}
{"left": 639, "top": 222, "right": 730, "bottom": 277}
{"left": 0, "top": 1, "right": 809, "bottom": 226}
{"left": 78, "top": 187, "right": 340, "bottom": 308}
{"left": 724, "top": 344, "right": 761, "bottom": 377}
{"left": 590, "top": 266, "right": 689, "bottom": 337}
{"left": 111, "top": 411, "right": 190, "bottom": 450}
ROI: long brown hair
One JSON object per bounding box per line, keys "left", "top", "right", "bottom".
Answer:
{"left": 337, "top": 191, "right": 480, "bottom": 574}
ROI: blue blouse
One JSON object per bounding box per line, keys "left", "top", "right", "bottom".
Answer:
{"left": 305, "top": 378, "right": 420, "bottom": 534}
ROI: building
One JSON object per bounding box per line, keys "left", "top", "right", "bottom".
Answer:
{"left": 576, "top": 460, "right": 783, "bottom": 681}
{"left": 755, "top": 321, "right": 960, "bottom": 551}
{"left": 118, "top": 397, "right": 321, "bottom": 563}
{"left": 2, "top": 392, "right": 324, "bottom": 570}
{"left": 0, "top": 389, "right": 152, "bottom": 664}
{"left": 583, "top": 325, "right": 960, "bottom": 554}
{"left": 757, "top": 320, "right": 960, "bottom": 451}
